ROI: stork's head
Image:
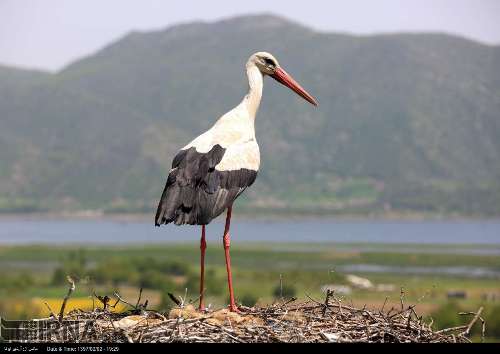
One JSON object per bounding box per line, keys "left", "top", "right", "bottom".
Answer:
{"left": 249, "top": 51, "right": 318, "bottom": 106}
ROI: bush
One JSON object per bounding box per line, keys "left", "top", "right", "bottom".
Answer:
{"left": 51, "top": 249, "right": 89, "bottom": 285}
{"left": 131, "top": 257, "right": 159, "bottom": 273}
{"left": 239, "top": 294, "right": 258, "bottom": 307}
{"left": 159, "top": 261, "right": 190, "bottom": 276}
{"left": 483, "top": 305, "right": 500, "bottom": 339}
{"left": 430, "top": 301, "right": 464, "bottom": 330}
{"left": 224, "top": 293, "right": 258, "bottom": 307}
{"left": 89, "top": 258, "right": 138, "bottom": 286}
{"left": 52, "top": 255, "right": 195, "bottom": 291}
{"left": 184, "top": 268, "right": 224, "bottom": 297}
{"left": 431, "top": 302, "right": 500, "bottom": 340}
{"left": 159, "top": 291, "right": 182, "bottom": 312}
{"left": 130, "top": 258, "right": 190, "bottom": 276}
{"left": 272, "top": 284, "right": 297, "bottom": 299}
{"left": 51, "top": 267, "right": 67, "bottom": 285}
{"left": 138, "top": 270, "right": 175, "bottom": 291}
{"left": 0, "top": 273, "right": 35, "bottom": 293}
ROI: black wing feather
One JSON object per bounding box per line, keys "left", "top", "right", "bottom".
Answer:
{"left": 155, "top": 144, "right": 257, "bottom": 226}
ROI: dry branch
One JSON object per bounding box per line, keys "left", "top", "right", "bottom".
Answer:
{"left": 58, "top": 276, "right": 75, "bottom": 322}
{"left": 26, "top": 292, "right": 483, "bottom": 343}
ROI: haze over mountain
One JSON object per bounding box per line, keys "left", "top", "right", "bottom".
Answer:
{"left": 1, "top": 14, "right": 499, "bottom": 216}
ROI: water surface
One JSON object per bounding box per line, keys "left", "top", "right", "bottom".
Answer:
{"left": 0, "top": 219, "right": 498, "bottom": 248}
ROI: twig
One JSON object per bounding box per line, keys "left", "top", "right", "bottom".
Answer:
{"left": 58, "top": 276, "right": 75, "bottom": 322}
{"left": 93, "top": 292, "right": 111, "bottom": 310}
{"left": 135, "top": 287, "right": 143, "bottom": 308}
{"left": 168, "top": 292, "right": 182, "bottom": 306}
{"left": 43, "top": 302, "right": 58, "bottom": 322}
{"left": 113, "top": 291, "right": 138, "bottom": 309}
{"left": 282, "top": 297, "right": 297, "bottom": 306}
{"left": 459, "top": 307, "right": 484, "bottom": 337}
{"left": 322, "top": 289, "right": 334, "bottom": 316}
{"left": 279, "top": 274, "right": 283, "bottom": 299}
{"left": 31, "top": 295, "right": 479, "bottom": 343}
{"left": 380, "top": 296, "right": 389, "bottom": 314}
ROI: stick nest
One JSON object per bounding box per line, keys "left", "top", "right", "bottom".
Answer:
{"left": 29, "top": 287, "right": 483, "bottom": 343}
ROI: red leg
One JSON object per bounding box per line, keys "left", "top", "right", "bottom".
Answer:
{"left": 199, "top": 225, "right": 207, "bottom": 311}
{"left": 222, "top": 206, "right": 238, "bottom": 312}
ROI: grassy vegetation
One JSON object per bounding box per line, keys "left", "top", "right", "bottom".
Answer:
{"left": 2, "top": 243, "right": 500, "bottom": 269}
{"left": 0, "top": 243, "right": 499, "bottom": 341}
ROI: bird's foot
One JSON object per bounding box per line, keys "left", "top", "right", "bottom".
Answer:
{"left": 228, "top": 303, "right": 252, "bottom": 313}
{"left": 227, "top": 304, "right": 243, "bottom": 313}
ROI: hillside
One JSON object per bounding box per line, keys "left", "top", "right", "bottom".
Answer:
{"left": 1, "top": 14, "right": 499, "bottom": 216}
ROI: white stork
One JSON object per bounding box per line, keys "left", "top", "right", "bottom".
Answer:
{"left": 155, "top": 51, "right": 317, "bottom": 312}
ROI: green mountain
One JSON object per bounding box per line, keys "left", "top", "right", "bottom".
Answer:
{"left": 1, "top": 14, "right": 499, "bottom": 216}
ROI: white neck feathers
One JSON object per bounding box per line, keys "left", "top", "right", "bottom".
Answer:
{"left": 244, "top": 63, "right": 263, "bottom": 119}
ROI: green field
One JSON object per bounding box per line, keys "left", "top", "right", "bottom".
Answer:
{"left": 1, "top": 242, "right": 499, "bottom": 341}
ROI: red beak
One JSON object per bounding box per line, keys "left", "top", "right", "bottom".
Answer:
{"left": 271, "top": 67, "right": 318, "bottom": 106}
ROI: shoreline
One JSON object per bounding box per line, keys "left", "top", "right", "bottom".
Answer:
{"left": 0, "top": 211, "right": 499, "bottom": 223}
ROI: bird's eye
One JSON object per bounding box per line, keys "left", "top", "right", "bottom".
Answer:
{"left": 263, "top": 58, "right": 275, "bottom": 67}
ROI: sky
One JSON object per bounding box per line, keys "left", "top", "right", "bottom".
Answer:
{"left": 1, "top": 0, "right": 499, "bottom": 72}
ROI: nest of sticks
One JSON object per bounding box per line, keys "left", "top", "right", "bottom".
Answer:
{"left": 25, "top": 280, "right": 484, "bottom": 343}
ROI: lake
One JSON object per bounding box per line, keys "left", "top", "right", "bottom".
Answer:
{"left": 1, "top": 218, "right": 499, "bottom": 277}
{"left": 0, "top": 218, "right": 499, "bottom": 249}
